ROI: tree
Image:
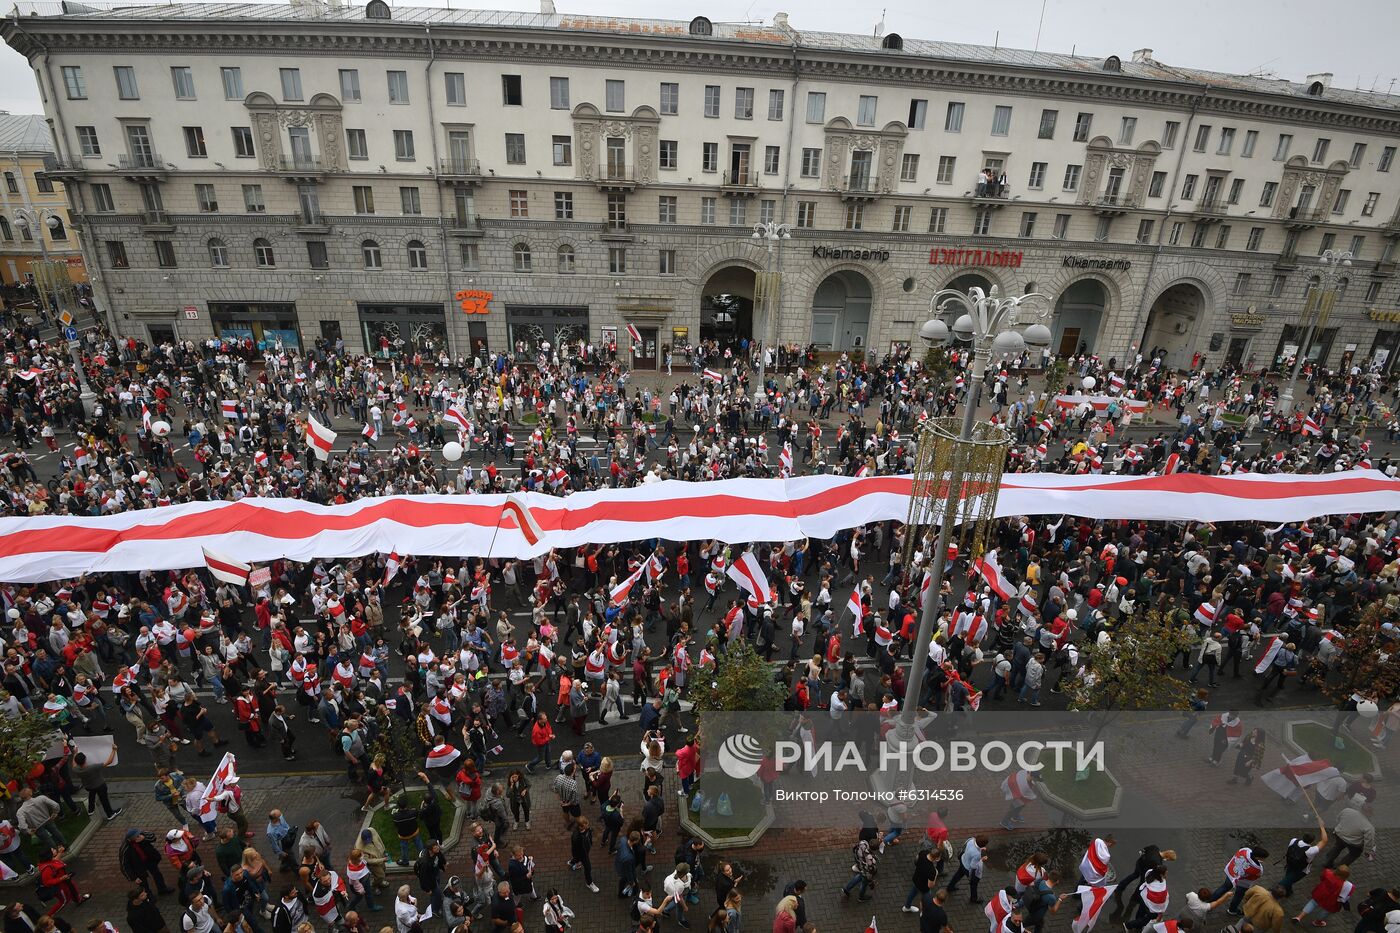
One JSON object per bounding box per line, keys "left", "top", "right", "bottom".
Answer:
{"left": 1323, "top": 602, "right": 1400, "bottom": 703}
{"left": 693, "top": 636, "right": 786, "bottom": 716}
{"left": 0, "top": 714, "right": 58, "bottom": 791}
{"left": 368, "top": 714, "right": 421, "bottom": 793}
{"left": 1068, "top": 610, "right": 1194, "bottom": 749}
{"left": 1041, "top": 357, "right": 1070, "bottom": 400}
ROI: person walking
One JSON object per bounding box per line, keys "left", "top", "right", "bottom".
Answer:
{"left": 570, "top": 815, "right": 600, "bottom": 893}
{"left": 841, "top": 835, "right": 878, "bottom": 902}
{"left": 119, "top": 828, "right": 175, "bottom": 897}
{"left": 72, "top": 748, "right": 124, "bottom": 821}
{"left": 1292, "top": 864, "right": 1353, "bottom": 927}
{"left": 944, "top": 835, "right": 988, "bottom": 904}
{"left": 526, "top": 712, "right": 554, "bottom": 775}
{"left": 1320, "top": 804, "right": 1376, "bottom": 868}
{"left": 903, "top": 845, "right": 941, "bottom": 912}
{"left": 37, "top": 844, "right": 91, "bottom": 913}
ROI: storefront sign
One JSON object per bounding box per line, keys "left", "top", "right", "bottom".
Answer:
{"left": 1369, "top": 309, "right": 1400, "bottom": 323}
{"left": 455, "top": 289, "right": 493, "bottom": 314}
{"left": 1062, "top": 256, "right": 1132, "bottom": 271}
{"left": 928, "top": 247, "right": 1023, "bottom": 268}
{"left": 1230, "top": 311, "right": 1266, "bottom": 328}
{"left": 812, "top": 246, "right": 890, "bottom": 262}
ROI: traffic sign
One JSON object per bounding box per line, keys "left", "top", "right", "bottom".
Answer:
{"left": 57, "top": 309, "right": 73, "bottom": 327}
{"left": 62, "top": 326, "right": 78, "bottom": 341}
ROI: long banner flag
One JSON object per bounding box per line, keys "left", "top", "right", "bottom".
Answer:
{"left": 0, "top": 471, "right": 1395, "bottom": 581}
{"left": 1053, "top": 394, "right": 1150, "bottom": 417}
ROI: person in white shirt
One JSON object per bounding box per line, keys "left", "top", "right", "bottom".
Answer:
{"left": 396, "top": 884, "right": 428, "bottom": 933}
{"left": 662, "top": 864, "right": 693, "bottom": 927}
{"left": 181, "top": 893, "right": 222, "bottom": 933}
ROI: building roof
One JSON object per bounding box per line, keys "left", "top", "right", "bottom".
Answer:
{"left": 0, "top": 113, "right": 51, "bottom": 154}
{"left": 8, "top": 2, "right": 1400, "bottom": 113}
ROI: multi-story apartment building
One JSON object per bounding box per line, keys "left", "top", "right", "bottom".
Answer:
{"left": 5, "top": 3, "right": 1400, "bottom": 370}
{"left": 0, "top": 112, "right": 85, "bottom": 290}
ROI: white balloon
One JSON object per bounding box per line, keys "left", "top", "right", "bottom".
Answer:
{"left": 135, "top": 471, "right": 148, "bottom": 483}
{"left": 442, "top": 441, "right": 464, "bottom": 462}
{"left": 1081, "top": 376, "right": 1097, "bottom": 391}
{"left": 151, "top": 420, "right": 171, "bottom": 437}
{"left": 1358, "top": 699, "right": 1380, "bottom": 719}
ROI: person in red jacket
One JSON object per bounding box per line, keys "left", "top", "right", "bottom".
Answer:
{"left": 1293, "top": 864, "right": 1353, "bottom": 927}
{"left": 525, "top": 712, "right": 554, "bottom": 775}
{"left": 37, "top": 845, "right": 89, "bottom": 913}
{"left": 675, "top": 736, "right": 702, "bottom": 797}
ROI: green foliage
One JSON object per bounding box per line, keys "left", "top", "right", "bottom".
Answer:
{"left": 1325, "top": 602, "right": 1400, "bottom": 704}
{"left": 1042, "top": 358, "right": 1070, "bottom": 397}
{"left": 692, "top": 637, "right": 786, "bottom": 715}
{"left": 923, "top": 345, "right": 951, "bottom": 388}
{"left": 0, "top": 714, "right": 57, "bottom": 792}
{"left": 1068, "top": 609, "right": 1194, "bottom": 713}
{"left": 369, "top": 717, "right": 421, "bottom": 792}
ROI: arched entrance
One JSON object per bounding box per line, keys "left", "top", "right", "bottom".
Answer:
{"left": 810, "top": 270, "right": 872, "bottom": 351}
{"left": 700, "top": 266, "right": 755, "bottom": 350}
{"left": 1141, "top": 282, "right": 1207, "bottom": 370}
{"left": 944, "top": 272, "right": 994, "bottom": 294}
{"left": 1053, "top": 279, "right": 1108, "bottom": 356}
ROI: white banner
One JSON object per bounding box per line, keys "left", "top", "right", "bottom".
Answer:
{"left": 0, "top": 471, "right": 1395, "bottom": 582}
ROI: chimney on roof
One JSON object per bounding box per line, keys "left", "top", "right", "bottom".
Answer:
{"left": 1306, "top": 72, "right": 1333, "bottom": 89}
{"left": 540, "top": 0, "right": 556, "bottom": 12}
{"left": 773, "top": 12, "right": 789, "bottom": 28}
{"left": 1132, "top": 48, "right": 1153, "bottom": 63}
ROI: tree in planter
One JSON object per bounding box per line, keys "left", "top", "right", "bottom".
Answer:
{"left": 0, "top": 714, "right": 56, "bottom": 792}
{"left": 1322, "top": 602, "right": 1400, "bottom": 703}
{"left": 369, "top": 715, "right": 422, "bottom": 794}
{"left": 1041, "top": 358, "right": 1070, "bottom": 401}
{"left": 1068, "top": 609, "right": 1194, "bottom": 745}
{"left": 922, "top": 345, "right": 952, "bottom": 392}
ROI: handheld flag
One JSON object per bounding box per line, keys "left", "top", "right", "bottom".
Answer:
{"left": 202, "top": 547, "right": 251, "bottom": 587}
{"left": 305, "top": 416, "right": 337, "bottom": 460}
{"left": 726, "top": 550, "right": 773, "bottom": 604}
{"left": 503, "top": 496, "right": 545, "bottom": 547}
{"left": 1072, "top": 885, "right": 1117, "bottom": 933}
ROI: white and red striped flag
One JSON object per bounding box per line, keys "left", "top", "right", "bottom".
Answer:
{"left": 1193, "top": 601, "right": 1217, "bottom": 626}
{"left": 972, "top": 549, "right": 1015, "bottom": 600}
{"left": 1001, "top": 769, "right": 1037, "bottom": 801}
{"left": 445, "top": 404, "right": 472, "bottom": 433}
{"left": 202, "top": 546, "right": 251, "bottom": 586}
{"left": 382, "top": 551, "right": 401, "bottom": 585}
{"left": 198, "top": 752, "right": 238, "bottom": 821}
{"left": 1302, "top": 416, "right": 1322, "bottom": 436}
{"left": 1261, "top": 753, "right": 1341, "bottom": 800}
{"left": 305, "top": 416, "right": 337, "bottom": 460}
{"left": 778, "top": 445, "right": 793, "bottom": 477}
{"left": 1019, "top": 590, "right": 1039, "bottom": 619}
{"left": 1107, "top": 373, "right": 1125, "bottom": 394}
{"left": 726, "top": 550, "right": 773, "bottom": 604}
{"left": 362, "top": 423, "right": 378, "bottom": 444}
{"left": 503, "top": 496, "right": 544, "bottom": 547}
{"left": 610, "top": 558, "right": 651, "bottom": 606}
{"left": 626, "top": 323, "right": 643, "bottom": 345}
{"left": 221, "top": 399, "right": 239, "bottom": 420}
{"left": 1162, "top": 452, "right": 1181, "bottom": 475}
{"left": 865, "top": 917, "right": 878, "bottom": 933}
{"left": 703, "top": 368, "right": 723, "bottom": 384}
{"left": 1073, "top": 886, "right": 1117, "bottom": 933}
{"left": 1253, "top": 633, "right": 1284, "bottom": 674}
{"left": 141, "top": 401, "right": 153, "bottom": 432}
{"left": 847, "top": 589, "right": 864, "bottom": 635}
{"left": 424, "top": 741, "right": 461, "bottom": 769}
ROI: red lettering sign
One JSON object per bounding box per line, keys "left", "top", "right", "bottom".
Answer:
{"left": 455, "top": 289, "right": 493, "bottom": 314}
{"left": 928, "top": 248, "right": 1023, "bottom": 268}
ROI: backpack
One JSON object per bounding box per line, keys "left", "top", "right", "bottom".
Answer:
{"left": 1284, "top": 839, "right": 1312, "bottom": 873}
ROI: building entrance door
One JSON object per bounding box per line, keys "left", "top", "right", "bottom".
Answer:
{"left": 1057, "top": 327, "right": 1081, "bottom": 357}
{"left": 632, "top": 327, "right": 658, "bottom": 369}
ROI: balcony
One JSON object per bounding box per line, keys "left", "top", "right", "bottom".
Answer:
{"left": 596, "top": 167, "right": 636, "bottom": 192}
{"left": 117, "top": 153, "right": 167, "bottom": 179}
{"left": 600, "top": 221, "right": 634, "bottom": 242}
{"left": 276, "top": 155, "right": 326, "bottom": 180}
{"left": 1285, "top": 206, "right": 1328, "bottom": 230}
{"left": 139, "top": 209, "right": 175, "bottom": 232}
{"left": 1094, "top": 194, "right": 1131, "bottom": 216}
{"left": 1381, "top": 218, "right": 1400, "bottom": 239}
{"left": 43, "top": 156, "right": 88, "bottom": 179}
{"left": 1273, "top": 251, "right": 1300, "bottom": 271}
{"left": 1191, "top": 196, "right": 1228, "bottom": 221}
{"left": 720, "top": 169, "right": 759, "bottom": 196}
{"left": 449, "top": 216, "right": 485, "bottom": 237}
{"left": 840, "top": 174, "right": 878, "bottom": 201}
{"left": 293, "top": 211, "right": 331, "bottom": 234}
{"left": 437, "top": 158, "right": 483, "bottom": 183}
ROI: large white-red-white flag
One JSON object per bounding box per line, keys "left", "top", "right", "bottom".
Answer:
{"left": 1072, "top": 885, "right": 1117, "bottom": 933}
{"left": 848, "top": 590, "right": 864, "bottom": 636}
{"left": 198, "top": 752, "right": 238, "bottom": 820}
{"left": 726, "top": 550, "right": 773, "bottom": 603}
{"left": 304, "top": 416, "right": 337, "bottom": 460}
{"left": 972, "top": 549, "right": 1015, "bottom": 600}
{"left": 202, "top": 546, "right": 251, "bottom": 586}
{"left": 1254, "top": 633, "right": 1284, "bottom": 674}
{"left": 445, "top": 404, "right": 472, "bottom": 433}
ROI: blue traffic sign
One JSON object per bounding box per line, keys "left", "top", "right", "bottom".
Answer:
{"left": 62, "top": 326, "right": 78, "bottom": 341}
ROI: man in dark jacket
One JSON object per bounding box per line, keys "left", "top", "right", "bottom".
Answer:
{"left": 415, "top": 841, "right": 448, "bottom": 919}
{"left": 126, "top": 885, "right": 168, "bottom": 933}
{"left": 119, "top": 828, "right": 174, "bottom": 896}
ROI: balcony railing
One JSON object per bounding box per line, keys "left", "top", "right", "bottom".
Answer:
{"left": 117, "top": 153, "right": 165, "bottom": 171}
{"left": 1286, "top": 206, "right": 1328, "bottom": 226}
{"left": 139, "top": 209, "right": 173, "bottom": 229}
{"left": 451, "top": 215, "right": 484, "bottom": 234}
{"left": 438, "top": 158, "right": 482, "bottom": 176}
{"left": 278, "top": 155, "right": 324, "bottom": 172}
{"left": 1194, "top": 196, "right": 1228, "bottom": 216}
{"left": 600, "top": 220, "right": 634, "bottom": 240}
{"left": 294, "top": 211, "right": 329, "bottom": 230}
{"left": 844, "top": 174, "right": 875, "bottom": 192}
{"left": 722, "top": 169, "right": 757, "bottom": 187}
{"left": 43, "top": 156, "right": 87, "bottom": 174}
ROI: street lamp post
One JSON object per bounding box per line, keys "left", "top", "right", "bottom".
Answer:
{"left": 750, "top": 221, "right": 792, "bottom": 387}
{"left": 896, "top": 285, "right": 1053, "bottom": 735}
{"left": 12, "top": 206, "right": 98, "bottom": 416}
{"left": 1277, "top": 248, "right": 1352, "bottom": 415}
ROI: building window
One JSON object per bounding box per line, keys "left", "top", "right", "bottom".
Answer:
{"left": 801, "top": 148, "right": 821, "bottom": 178}
{"left": 113, "top": 65, "right": 139, "bottom": 99}
{"left": 1333, "top": 189, "right": 1350, "bottom": 214}
{"left": 444, "top": 72, "right": 465, "bottom": 107}
{"left": 393, "top": 129, "right": 415, "bottom": 161}
{"left": 1217, "top": 127, "right": 1235, "bottom": 155}
{"left": 361, "top": 240, "right": 383, "bottom": 270}
{"left": 1242, "top": 130, "right": 1258, "bottom": 157}
{"left": 1270, "top": 275, "right": 1286, "bottom": 297}
{"left": 61, "top": 65, "right": 85, "bottom": 99}
{"left": 605, "top": 79, "right": 625, "bottom": 113}
{"left": 1363, "top": 192, "right": 1379, "bottom": 216}
{"left": 1193, "top": 124, "right": 1211, "bottom": 152}
{"left": 352, "top": 185, "right": 374, "bottom": 214}
{"left": 973, "top": 208, "right": 993, "bottom": 236}
{"left": 207, "top": 238, "right": 228, "bottom": 268}
{"left": 509, "top": 189, "right": 528, "bottom": 217}
{"left": 76, "top": 126, "right": 100, "bottom": 157}
{"left": 702, "top": 142, "right": 718, "bottom": 173}
{"left": 1118, "top": 116, "right": 1137, "bottom": 145}
{"left": 1038, "top": 109, "right": 1057, "bottom": 139}
{"left": 195, "top": 183, "right": 218, "bottom": 212}
{"left": 552, "top": 135, "right": 572, "bottom": 166}
{"left": 556, "top": 245, "right": 575, "bottom": 274}
{"left": 1233, "top": 272, "right": 1251, "bottom": 295}
{"left": 806, "top": 92, "right": 826, "bottom": 123}
{"left": 1215, "top": 225, "right": 1231, "bottom": 248}
{"left": 658, "top": 249, "right": 677, "bottom": 275}
{"left": 105, "top": 240, "right": 129, "bottom": 268}
{"left": 345, "top": 128, "right": 367, "bottom": 161}
{"left": 892, "top": 205, "right": 912, "bottom": 232}
{"left": 1189, "top": 224, "right": 1207, "bottom": 248}
{"left": 1246, "top": 227, "right": 1264, "bottom": 251}
{"left": 703, "top": 85, "right": 720, "bottom": 118}
{"left": 760, "top": 201, "right": 777, "bottom": 226}
{"left": 700, "top": 197, "right": 716, "bottom": 224}
{"left": 171, "top": 66, "right": 196, "bottom": 99}
{"left": 945, "top": 102, "right": 964, "bottom": 132}
{"left": 728, "top": 200, "right": 747, "bottom": 226}
{"left": 844, "top": 203, "right": 864, "bottom": 230}
{"left": 768, "top": 89, "right": 785, "bottom": 121}
{"left": 1168, "top": 222, "right": 1183, "bottom": 245}
{"left": 513, "top": 243, "right": 532, "bottom": 272}
{"left": 553, "top": 191, "right": 573, "bottom": 220}
{"left": 1274, "top": 134, "right": 1292, "bottom": 161}
{"left": 459, "top": 243, "right": 479, "bottom": 271}
{"left": 400, "top": 186, "right": 421, "bottom": 215}
{"left": 253, "top": 238, "right": 275, "bottom": 268}
{"left": 279, "top": 67, "right": 302, "bottom": 101}
{"left": 658, "top": 196, "right": 677, "bottom": 224}
{"left": 407, "top": 240, "right": 427, "bottom": 270}
{"left": 1136, "top": 218, "right": 1155, "bottom": 244}
{"left": 90, "top": 184, "right": 114, "bottom": 212}
{"left": 1366, "top": 281, "right": 1382, "bottom": 302}
{"left": 990, "top": 105, "right": 1011, "bottom": 136}
{"left": 928, "top": 207, "right": 948, "bottom": 233}
{"left": 1380, "top": 146, "right": 1396, "bottom": 172}
{"left": 1161, "top": 120, "right": 1179, "bottom": 149}
{"left": 857, "top": 95, "right": 878, "bottom": 126}
{"left": 1148, "top": 171, "right": 1166, "bottom": 198}
{"left": 243, "top": 184, "right": 265, "bottom": 212}
{"left": 153, "top": 239, "right": 177, "bottom": 268}
{"left": 1260, "top": 181, "right": 1277, "bottom": 208}
{"left": 183, "top": 126, "right": 207, "bottom": 158}
{"left": 306, "top": 240, "right": 328, "bottom": 270}
{"left": 796, "top": 201, "right": 816, "bottom": 228}
{"left": 502, "top": 75, "right": 523, "bottom": 106}
{"left": 732, "top": 87, "right": 754, "bottom": 120}
{"left": 1227, "top": 178, "right": 1245, "bottom": 204}
{"left": 1018, "top": 212, "right": 1036, "bottom": 237}
{"left": 1073, "top": 112, "right": 1092, "bottom": 142}
{"left": 936, "top": 156, "right": 956, "bottom": 184}
{"left": 900, "top": 153, "right": 919, "bottom": 182}
{"left": 1312, "top": 138, "right": 1330, "bottom": 163}
{"left": 34, "top": 173, "right": 53, "bottom": 194}
{"left": 1350, "top": 234, "right": 1365, "bottom": 257}
{"left": 219, "top": 66, "right": 243, "bottom": 99}
{"left": 659, "top": 140, "right": 677, "bottom": 170}
{"left": 608, "top": 247, "right": 627, "bottom": 274}
{"left": 549, "top": 76, "right": 569, "bottom": 110}
{"left": 1319, "top": 233, "right": 1337, "bottom": 254}
{"left": 659, "top": 82, "right": 679, "bottom": 115}
{"left": 1181, "top": 174, "right": 1198, "bottom": 200}
{"left": 1094, "top": 216, "right": 1112, "bottom": 242}
{"left": 908, "top": 99, "right": 927, "bottom": 129}
{"left": 1062, "top": 164, "right": 1081, "bottom": 191}
{"left": 504, "top": 133, "right": 525, "bottom": 164}
{"left": 1027, "top": 161, "right": 1046, "bottom": 189}
{"left": 339, "top": 69, "right": 361, "bottom": 102}
{"left": 232, "top": 126, "right": 255, "bottom": 159}
{"left": 1052, "top": 214, "right": 1070, "bottom": 239}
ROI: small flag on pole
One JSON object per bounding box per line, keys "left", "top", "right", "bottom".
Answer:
{"left": 703, "top": 368, "right": 724, "bottom": 383}
{"left": 383, "top": 551, "right": 401, "bottom": 585}
{"left": 305, "top": 416, "right": 337, "bottom": 460}
{"left": 221, "top": 399, "right": 239, "bottom": 420}
{"left": 626, "top": 322, "right": 643, "bottom": 344}
{"left": 202, "top": 547, "right": 251, "bottom": 586}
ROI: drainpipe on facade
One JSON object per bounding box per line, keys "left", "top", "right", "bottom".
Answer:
{"left": 770, "top": 22, "right": 801, "bottom": 363}
{"left": 423, "top": 24, "right": 456, "bottom": 356}
{"left": 1123, "top": 83, "right": 1211, "bottom": 362}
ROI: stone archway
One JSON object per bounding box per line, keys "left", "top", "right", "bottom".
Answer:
{"left": 810, "top": 270, "right": 873, "bottom": 351}
{"left": 700, "top": 265, "right": 757, "bottom": 349}
{"left": 1053, "top": 279, "right": 1109, "bottom": 356}
{"left": 1141, "top": 282, "right": 1208, "bottom": 370}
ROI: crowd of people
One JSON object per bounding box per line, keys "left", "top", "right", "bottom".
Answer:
{"left": 0, "top": 315, "right": 1398, "bottom": 933}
